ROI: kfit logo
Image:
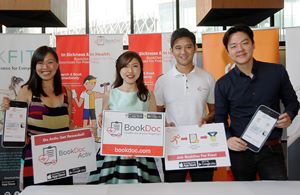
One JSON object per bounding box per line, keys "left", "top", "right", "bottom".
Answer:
{"left": 106, "top": 121, "right": 123, "bottom": 137}
{"left": 39, "top": 146, "right": 57, "bottom": 166}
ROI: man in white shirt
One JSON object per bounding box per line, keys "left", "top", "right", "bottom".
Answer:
{"left": 154, "top": 28, "right": 215, "bottom": 182}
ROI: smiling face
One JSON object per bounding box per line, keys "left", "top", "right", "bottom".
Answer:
{"left": 227, "top": 31, "right": 255, "bottom": 67}
{"left": 171, "top": 37, "right": 196, "bottom": 68}
{"left": 35, "top": 53, "right": 58, "bottom": 81}
{"left": 120, "top": 57, "right": 141, "bottom": 85}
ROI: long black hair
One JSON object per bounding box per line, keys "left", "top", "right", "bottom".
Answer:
{"left": 113, "top": 51, "right": 149, "bottom": 102}
{"left": 23, "top": 46, "right": 62, "bottom": 97}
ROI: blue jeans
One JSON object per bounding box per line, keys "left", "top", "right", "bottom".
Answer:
{"left": 229, "top": 144, "right": 287, "bottom": 180}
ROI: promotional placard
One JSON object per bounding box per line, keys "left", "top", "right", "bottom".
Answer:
{"left": 31, "top": 128, "right": 96, "bottom": 184}
{"left": 165, "top": 123, "right": 230, "bottom": 170}
{"left": 101, "top": 111, "right": 165, "bottom": 157}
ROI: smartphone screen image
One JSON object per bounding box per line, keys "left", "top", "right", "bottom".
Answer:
{"left": 241, "top": 105, "right": 279, "bottom": 152}
{"left": 2, "top": 101, "right": 28, "bottom": 148}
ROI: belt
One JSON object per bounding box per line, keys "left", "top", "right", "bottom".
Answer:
{"left": 264, "top": 139, "right": 281, "bottom": 146}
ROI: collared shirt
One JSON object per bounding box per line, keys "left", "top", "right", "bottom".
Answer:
{"left": 154, "top": 65, "right": 215, "bottom": 126}
{"left": 215, "top": 59, "right": 300, "bottom": 139}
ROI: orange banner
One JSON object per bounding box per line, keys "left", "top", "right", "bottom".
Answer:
{"left": 202, "top": 28, "right": 279, "bottom": 80}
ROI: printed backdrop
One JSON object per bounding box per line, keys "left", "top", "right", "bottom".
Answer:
{"left": 56, "top": 35, "right": 123, "bottom": 128}
{"left": 0, "top": 34, "right": 49, "bottom": 195}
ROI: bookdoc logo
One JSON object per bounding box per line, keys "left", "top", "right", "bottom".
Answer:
{"left": 124, "top": 124, "right": 161, "bottom": 132}
{"left": 106, "top": 121, "right": 123, "bottom": 137}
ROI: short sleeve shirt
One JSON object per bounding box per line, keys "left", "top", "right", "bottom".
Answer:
{"left": 154, "top": 65, "right": 215, "bottom": 126}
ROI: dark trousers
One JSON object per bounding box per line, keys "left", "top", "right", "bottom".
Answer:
{"left": 229, "top": 144, "right": 287, "bottom": 181}
{"left": 162, "top": 159, "right": 214, "bottom": 182}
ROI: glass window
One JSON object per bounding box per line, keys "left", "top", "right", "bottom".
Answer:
{"left": 46, "top": 0, "right": 86, "bottom": 47}
{"left": 256, "top": 18, "right": 271, "bottom": 28}
{"left": 278, "top": 0, "right": 300, "bottom": 41}
{"left": 180, "top": 0, "right": 223, "bottom": 43}
{"left": 179, "top": 0, "right": 196, "bottom": 31}
{"left": 274, "top": 10, "right": 285, "bottom": 41}
{"left": 89, "top": 0, "right": 130, "bottom": 45}
{"left": 271, "top": 0, "right": 300, "bottom": 41}
{"left": 284, "top": 0, "right": 300, "bottom": 27}
{"left": 195, "top": 26, "right": 224, "bottom": 44}
{"left": 3, "top": 0, "right": 300, "bottom": 46}
{"left": 133, "top": 0, "right": 176, "bottom": 34}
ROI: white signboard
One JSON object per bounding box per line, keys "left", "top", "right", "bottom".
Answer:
{"left": 165, "top": 123, "right": 230, "bottom": 170}
{"left": 31, "top": 128, "right": 96, "bottom": 184}
{"left": 101, "top": 111, "right": 165, "bottom": 157}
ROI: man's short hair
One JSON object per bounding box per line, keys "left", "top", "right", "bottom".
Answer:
{"left": 223, "top": 25, "right": 254, "bottom": 51}
{"left": 170, "top": 28, "right": 196, "bottom": 48}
